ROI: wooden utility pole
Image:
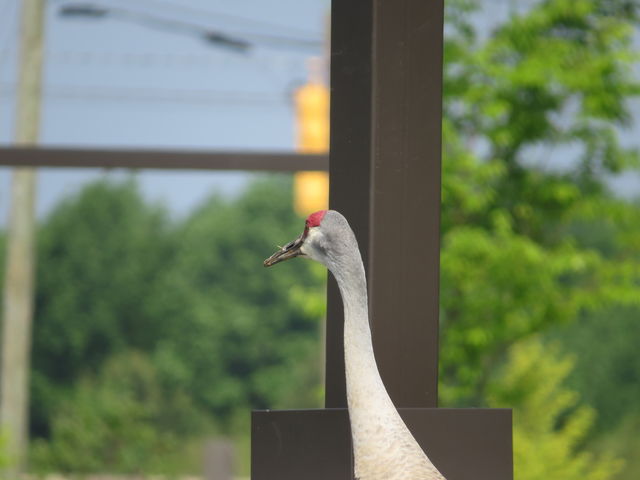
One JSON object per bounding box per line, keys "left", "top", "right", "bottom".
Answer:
{"left": 0, "top": 0, "right": 45, "bottom": 475}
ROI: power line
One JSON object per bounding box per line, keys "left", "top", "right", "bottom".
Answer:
{"left": 0, "top": 82, "right": 288, "bottom": 106}
{"left": 59, "top": 3, "right": 251, "bottom": 52}
{"left": 0, "top": 49, "right": 306, "bottom": 73}
{"left": 58, "top": 2, "right": 322, "bottom": 51}
{"left": 110, "top": 0, "right": 322, "bottom": 40}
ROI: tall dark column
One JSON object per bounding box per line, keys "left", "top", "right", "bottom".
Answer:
{"left": 252, "top": 2, "right": 513, "bottom": 479}
{"left": 327, "top": 0, "right": 443, "bottom": 408}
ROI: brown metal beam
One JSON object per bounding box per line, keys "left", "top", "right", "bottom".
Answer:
{"left": 252, "top": 409, "right": 513, "bottom": 480}
{"left": 327, "top": 0, "right": 444, "bottom": 408}
{"left": 0, "top": 146, "right": 328, "bottom": 172}
{"left": 325, "top": 0, "right": 375, "bottom": 409}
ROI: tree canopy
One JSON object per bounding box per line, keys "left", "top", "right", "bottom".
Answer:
{"left": 440, "top": 0, "right": 640, "bottom": 408}
{"left": 28, "top": 176, "right": 324, "bottom": 473}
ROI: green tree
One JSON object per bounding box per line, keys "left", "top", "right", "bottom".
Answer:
{"left": 31, "top": 351, "right": 211, "bottom": 474}
{"left": 488, "top": 339, "right": 622, "bottom": 480}
{"left": 31, "top": 178, "right": 177, "bottom": 438}
{"left": 440, "top": 0, "right": 640, "bottom": 404}
{"left": 28, "top": 175, "right": 325, "bottom": 474}
{"left": 0, "top": 433, "right": 10, "bottom": 473}
{"left": 554, "top": 195, "right": 640, "bottom": 442}
{"left": 439, "top": 217, "right": 597, "bottom": 404}
{"left": 551, "top": 305, "right": 640, "bottom": 431}
{"left": 153, "top": 175, "right": 324, "bottom": 431}
{"left": 592, "top": 413, "right": 640, "bottom": 480}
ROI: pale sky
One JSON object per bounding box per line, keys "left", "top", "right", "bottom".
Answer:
{"left": 0, "top": 0, "right": 638, "bottom": 227}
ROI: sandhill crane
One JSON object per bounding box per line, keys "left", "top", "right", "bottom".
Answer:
{"left": 264, "top": 210, "right": 445, "bottom": 480}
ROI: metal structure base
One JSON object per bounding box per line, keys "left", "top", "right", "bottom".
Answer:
{"left": 252, "top": 408, "right": 512, "bottom": 480}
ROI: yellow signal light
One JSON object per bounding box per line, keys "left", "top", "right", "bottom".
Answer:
{"left": 294, "top": 73, "right": 329, "bottom": 217}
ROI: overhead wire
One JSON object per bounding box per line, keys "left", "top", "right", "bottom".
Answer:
{"left": 0, "top": 2, "right": 318, "bottom": 109}
{"left": 54, "top": 2, "right": 315, "bottom": 91}
{"left": 58, "top": 1, "right": 322, "bottom": 51}
{"left": 0, "top": 49, "right": 306, "bottom": 74}
{"left": 104, "top": 0, "right": 322, "bottom": 43}
{"left": 59, "top": 3, "right": 251, "bottom": 51}
{"left": 0, "top": 82, "right": 287, "bottom": 106}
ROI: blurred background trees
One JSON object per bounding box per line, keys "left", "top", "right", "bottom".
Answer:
{"left": 1, "top": 0, "right": 638, "bottom": 478}
{"left": 23, "top": 176, "right": 325, "bottom": 475}
{"left": 439, "top": 1, "right": 640, "bottom": 479}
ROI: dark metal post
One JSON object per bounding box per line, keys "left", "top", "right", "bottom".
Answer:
{"left": 325, "top": 0, "right": 375, "bottom": 408}
{"left": 255, "top": 1, "right": 512, "bottom": 478}
{"left": 327, "top": 0, "right": 443, "bottom": 408}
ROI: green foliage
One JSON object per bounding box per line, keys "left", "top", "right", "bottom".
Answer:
{"left": 488, "top": 340, "right": 623, "bottom": 480}
{"left": 150, "top": 175, "right": 324, "bottom": 428}
{"left": 440, "top": 7, "right": 640, "bottom": 478}
{"left": 446, "top": 0, "right": 640, "bottom": 176}
{"left": 443, "top": 0, "right": 640, "bottom": 238}
{"left": 28, "top": 174, "right": 324, "bottom": 473}
{"left": 439, "top": 220, "right": 597, "bottom": 403}
{"left": 443, "top": 0, "right": 640, "bottom": 235}
{"left": 439, "top": 0, "right": 640, "bottom": 406}
{"left": 549, "top": 305, "right": 640, "bottom": 432}
{"left": 0, "top": 432, "right": 10, "bottom": 472}
{"left": 592, "top": 414, "right": 640, "bottom": 480}
{"left": 31, "top": 178, "right": 175, "bottom": 437}
{"left": 31, "top": 351, "right": 211, "bottom": 474}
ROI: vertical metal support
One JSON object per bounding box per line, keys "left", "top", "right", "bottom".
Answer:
{"left": 326, "top": 0, "right": 375, "bottom": 408}
{"left": 327, "top": 0, "right": 444, "bottom": 408}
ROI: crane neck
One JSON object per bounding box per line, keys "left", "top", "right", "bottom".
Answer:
{"left": 329, "top": 244, "right": 392, "bottom": 410}
{"left": 329, "top": 243, "right": 409, "bottom": 478}
{"left": 313, "top": 214, "right": 445, "bottom": 480}
{"left": 330, "top": 249, "right": 373, "bottom": 357}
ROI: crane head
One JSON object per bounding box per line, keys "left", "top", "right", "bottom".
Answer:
{"left": 264, "top": 210, "right": 327, "bottom": 267}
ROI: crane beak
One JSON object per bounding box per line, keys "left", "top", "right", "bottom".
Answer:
{"left": 264, "top": 233, "right": 305, "bottom": 267}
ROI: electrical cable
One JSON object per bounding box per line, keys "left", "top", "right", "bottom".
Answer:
{"left": 0, "top": 49, "right": 305, "bottom": 72}
{"left": 105, "top": 0, "right": 322, "bottom": 42}
{"left": 59, "top": 2, "right": 322, "bottom": 51}
{"left": 59, "top": 3, "right": 251, "bottom": 51}
{"left": 0, "top": 82, "right": 287, "bottom": 106}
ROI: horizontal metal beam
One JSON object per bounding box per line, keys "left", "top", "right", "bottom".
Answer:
{"left": 253, "top": 408, "right": 513, "bottom": 480}
{"left": 0, "top": 146, "right": 328, "bottom": 172}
